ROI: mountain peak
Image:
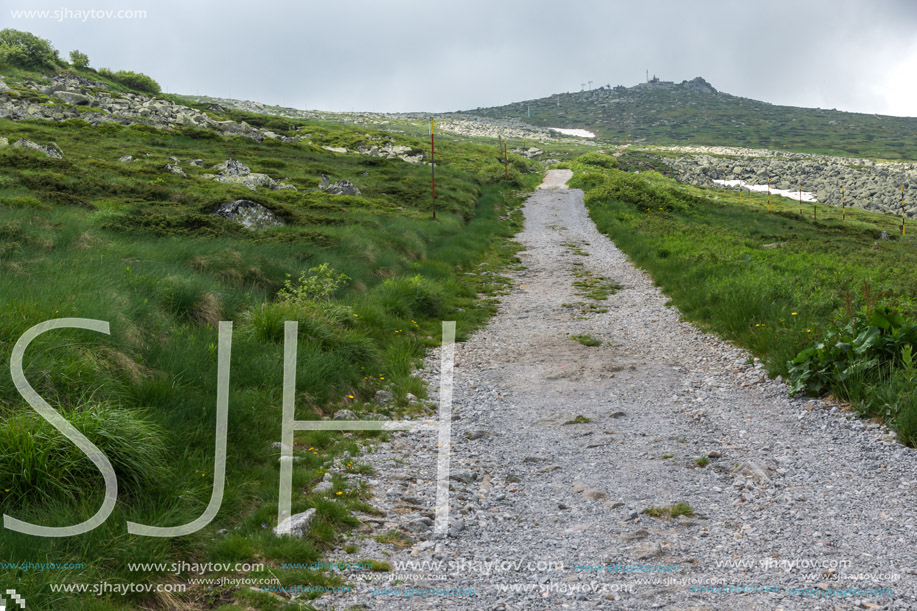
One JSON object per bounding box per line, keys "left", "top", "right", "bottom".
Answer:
{"left": 680, "top": 77, "right": 717, "bottom": 94}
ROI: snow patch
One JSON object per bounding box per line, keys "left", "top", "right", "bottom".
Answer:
{"left": 549, "top": 128, "right": 596, "bottom": 138}
{"left": 713, "top": 179, "right": 817, "bottom": 202}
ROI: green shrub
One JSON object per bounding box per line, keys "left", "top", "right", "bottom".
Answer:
{"left": 377, "top": 275, "right": 445, "bottom": 318}
{"left": 69, "top": 49, "right": 89, "bottom": 69}
{"left": 788, "top": 304, "right": 917, "bottom": 444}
{"left": 788, "top": 305, "right": 917, "bottom": 397}
{"left": 278, "top": 263, "right": 350, "bottom": 304}
{"left": 583, "top": 169, "right": 700, "bottom": 213}
{"left": 98, "top": 68, "right": 161, "bottom": 94}
{"left": 576, "top": 152, "right": 619, "bottom": 169}
{"left": 0, "top": 29, "right": 58, "bottom": 70}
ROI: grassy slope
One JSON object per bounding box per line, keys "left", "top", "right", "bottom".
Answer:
{"left": 458, "top": 83, "right": 917, "bottom": 160}
{"left": 563, "top": 155, "right": 917, "bottom": 444}
{"left": 0, "top": 80, "right": 539, "bottom": 608}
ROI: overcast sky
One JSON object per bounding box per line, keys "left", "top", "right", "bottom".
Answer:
{"left": 8, "top": 0, "right": 917, "bottom": 117}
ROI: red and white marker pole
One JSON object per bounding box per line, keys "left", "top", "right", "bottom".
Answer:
{"left": 503, "top": 135, "right": 508, "bottom": 180}
{"left": 430, "top": 120, "right": 436, "bottom": 220}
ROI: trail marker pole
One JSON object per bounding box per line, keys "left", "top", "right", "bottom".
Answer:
{"left": 799, "top": 183, "right": 802, "bottom": 215}
{"left": 503, "top": 135, "right": 508, "bottom": 180}
{"left": 767, "top": 178, "right": 770, "bottom": 211}
{"left": 739, "top": 170, "right": 742, "bottom": 199}
{"left": 842, "top": 185, "right": 845, "bottom": 221}
{"left": 430, "top": 120, "right": 436, "bottom": 220}
{"left": 902, "top": 185, "right": 906, "bottom": 236}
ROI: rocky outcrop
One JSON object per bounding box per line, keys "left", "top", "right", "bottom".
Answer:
{"left": 273, "top": 508, "right": 315, "bottom": 538}
{"left": 12, "top": 138, "right": 63, "bottom": 158}
{"left": 0, "top": 75, "right": 300, "bottom": 144}
{"left": 659, "top": 145, "right": 917, "bottom": 216}
{"left": 165, "top": 163, "right": 187, "bottom": 178}
{"left": 319, "top": 174, "right": 361, "bottom": 196}
{"left": 511, "top": 147, "right": 544, "bottom": 159}
{"left": 356, "top": 143, "right": 424, "bottom": 164}
{"left": 202, "top": 159, "right": 296, "bottom": 192}
{"left": 212, "top": 199, "right": 284, "bottom": 230}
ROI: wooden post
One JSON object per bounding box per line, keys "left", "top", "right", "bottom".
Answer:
{"left": 767, "top": 178, "right": 770, "bottom": 211}
{"left": 902, "top": 185, "right": 906, "bottom": 236}
{"left": 842, "top": 185, "right": 845, "bottom": 221}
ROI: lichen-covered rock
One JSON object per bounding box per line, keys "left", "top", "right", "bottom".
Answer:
{"left": 205, "top": 159, "right": 296, "bottom": 191}
{"left": 273, "top": 508, "right": 316, "bottom": 538}
{"left": 12, "top": 138, "right": 63, "bottom": 159}
{"left": 165, "top": 163, "right": 187, "bottom": 178}
{"left": 53, "top": 91, "right": 92, "bottom": 106}
{"left": 212, "top": 199, "right": 283, "bottom": 230}
{"left": 318, "top": 174, "right": 361, "bottom": 196}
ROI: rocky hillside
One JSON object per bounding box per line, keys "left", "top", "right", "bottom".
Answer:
{"left": 184, "top": 94, "right": 597, "bottom": 152}
{"left": 0, "top": 73, "right": 303, "bottom": 142}
{"left": 652, "top": 145, "right": 917, "bottom": 216}
{"left": 458, "top": 77, "right": 917, "bottom": 160}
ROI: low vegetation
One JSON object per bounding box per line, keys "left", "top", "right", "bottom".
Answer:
{"left": 571, "top": 334, "right": 601, "bottom": 347}
{"left": 643, "top": 502, "right": 694, "bottom": 518}
{"left": 565, "top": 153, "right": 917, "bottom": 445}
{"left": 0, "top": 62, "right": 538, "bottom": 607}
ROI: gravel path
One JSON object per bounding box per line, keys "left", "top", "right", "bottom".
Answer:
{"left": 321, "top": 171, "right": 916, "bottom": 611}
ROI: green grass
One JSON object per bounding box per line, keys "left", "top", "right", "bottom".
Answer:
{"left": 572, "top": 268, "right": 621, "bottom": 300}
{"left": 695, "top": 456, "right": 710, "bottom": 468}
{"left": 562, "top": 415, "right": 591, "bottom": 425}
{"left": 643, "top": 502, "right": 694, "bottom": 519}
{"left": 374, "top": 530, "right": 413, "bottom": 548}
{"left": 0, "top": 80, "right": 538, "bottom": 608}
{"left": 571, "top": 334, "right": 601, "bottom": 347}
{"left": 566, "top": 155, "right": 917, "bottom": 445}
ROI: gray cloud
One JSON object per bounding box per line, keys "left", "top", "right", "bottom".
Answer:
{"left": 8, "top": 0, "right": 917, "bottom": 115}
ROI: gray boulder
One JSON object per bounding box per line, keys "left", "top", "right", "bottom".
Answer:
{"left": 205, "top": 158, "right": 296, "bottom": 192}
{"left": 119, "top": 155, "right": 134, "bottom": 163}
{"left": 319, "top": 174, "right": 361, "bottom": 196}
{"left": 12, "top": 138, "right": 63, "bottom": 159}
{"left": 312, "top": 472, "right": 334, "bottom": 494}
{"left": 212, "top": 199, "right": 284, "bottom": 230}
{"left": 165, "top": 163, "right": 187, "bottom": 178}
{"left": 273, "top": 508, "right": 316, "bottom": 538}
{"left": 53, "top": 91, "right": 92, "bottom": 106}
{"left": 215, "top": 158, "right": 250, "bottom": 177}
